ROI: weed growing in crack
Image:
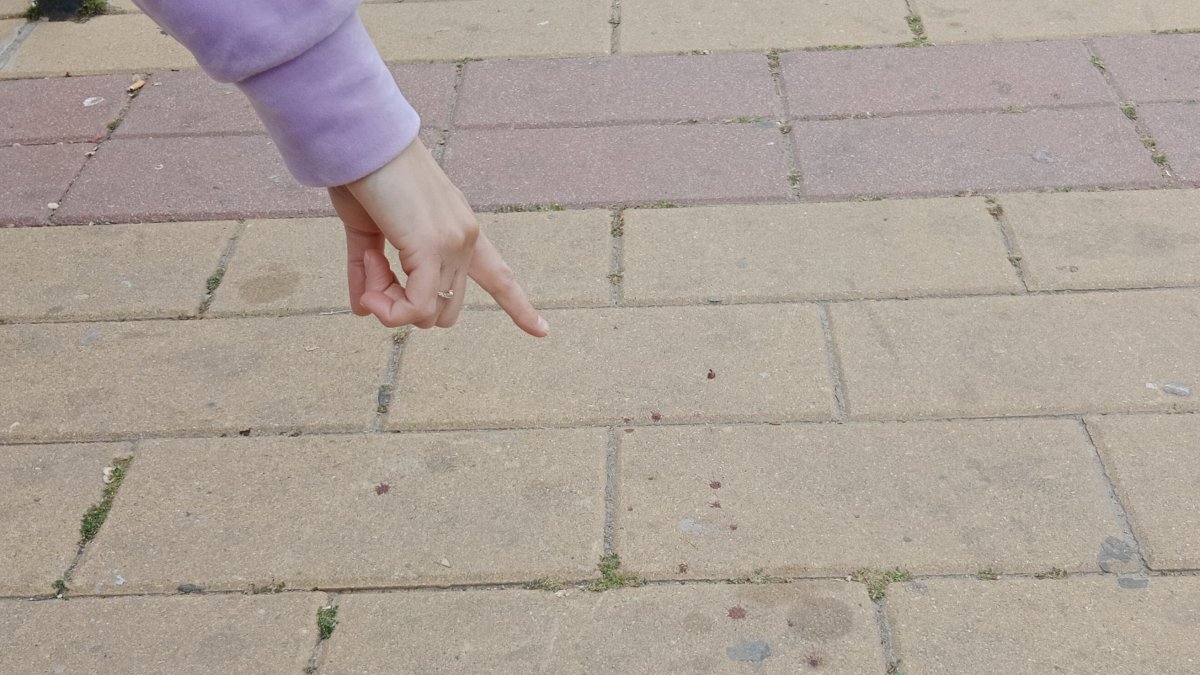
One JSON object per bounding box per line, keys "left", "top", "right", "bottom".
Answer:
{"left": 1035, "top": 567, "right": 1068, "bottom": 580}
{"left": 1091, "top": 55, "right": 1107, "bottom": 71}
{"left": 852, "top": 567, "right": 912, "bottom": 600}
{"left": 977, "top": 567, "right": 1000, "bottom": 581}
{"left": 80, "top": 456, "right": 131, "bottom": 544}
{"left": 524, "top": 578, "right": 567, "bottom": 592}
{"left": 1121, "top": 104, "right": 1138, "bottom": 121}
{"left": 248, "top": 580, "right": 286, "bottom": 594}
{"left": 586, "top": 553, "right": 641, "bottom": 591}
{"left": 52, "top": 579, "right": 69, "bottom": 598}
{"left": 317, "top": 605, "right": 339, "bottom": 640}
{"left": 787, "top": 169, "right": 803, "bottom": 187}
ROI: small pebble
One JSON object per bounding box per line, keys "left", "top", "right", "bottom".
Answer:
{"left": 437, "top": 558, "right": 452, "bottom": 568}
{"left": 82, "top": 96, "right": 104, "bottom": 107}
{"left": 47, "top": 202, "right": 59, "bottom": 210}
{"left": 707, "top": 296, "right": 724, "bottom": 304}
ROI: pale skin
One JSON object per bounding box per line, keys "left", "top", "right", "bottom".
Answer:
{"left": 328, "top": 137, "right": 549, "bottom": 337}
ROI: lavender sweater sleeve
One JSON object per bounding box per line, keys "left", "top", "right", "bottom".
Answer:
{"left": 132, "top": 0, "right": 420, "bottom": 187}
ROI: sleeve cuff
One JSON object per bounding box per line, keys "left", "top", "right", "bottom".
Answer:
{"left": 235, "top": 11, "right": 421, "bottom": 187}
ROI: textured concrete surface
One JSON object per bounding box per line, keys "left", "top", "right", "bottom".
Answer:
{"left": 617, "top": 420, "right": 1123, "bottom": 578}
{"left": 622, "top": 199, "right": 1019, "bottom": 304}
{"left": 1091, "top": 34, "right": 1200, "bottom": 102}
{"left": 830, "top": 289, "right": 1200, "bottom": 420}
{"left": 0, "top": 444, "right": 121, "bottom": 596}
{"left": 389, "top": 305, "right": 835, "bottom": 429}
{"left": 794, "top": 108, "right": 1164, "bottom": 197}
{"left": 389, "top": 62, "right": 459, "bottom": 131}
{"left": 446, "top": 125, "right": 792, "bottom": 209}
{"left": 0, "top": 315, "right": 390, "bottom": 441}
{"left": 0, "top": 1, "right": 28, "bottom": 18}
{"left": 210, "top": 211, "right": 612, "bottom": 316}
{"left": 783, "top": 41, "right": 1114, "bottom": 116}
{"left": 3, "top": 14, "right": 194, "bottom": 77}
{"left": 74, "top": 430, "right": 606, "bottom": 593}
{"left": 1000, "top": 189, "right": 1200, "bottom": 291}
{"left": 456, "top": 54, "right": 777, "bottom": 127}
{"left": 1087, "top": 413, "right": 1200, "bottom": 570}
{"left": 0, "top": 593, "right": 324, "bottom": 674}
{"left": 361, "top": 0, "right": 610, "bottom": 62}
{"left": 620, "top": 0, "right": 912, "bottom": 53}
{"left": 0, "top": 221, "right": 234, "bottom": 321}
{"left": 208, "top": 218, "right": 348, "bottom": 317}
{"left": 0, "top": 142, "right": 91, "bottom": 226}
{"left": 324, "top": 583, "right": 884, "bottom": 673}
{"left": 1139, "top": 102, "right": 1200, "bottom": 184}
{"left": 55, "top": 135, "right": 331, "bottom": 224}
{"left": 114, "top": 69, "right": 263, "bottom": 138}
{"left": 7, "top": 14, "right": 1200, "bottom": 674}
{"left": 888, "top": 577, "right": 1200, "bottom": 673}
{"left": 919, "top": 0, "right": 1200, "bottom": 43}
{"left": 0, "top": 73, "right": 130, "bottom": 144}
{"left": 463, "top": 210, "right": 613, "bottom": 308}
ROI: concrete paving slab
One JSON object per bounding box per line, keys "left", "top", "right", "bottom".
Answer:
{"left": 0, "top": 73, "right": 129, "bottom": 144}
{"left": 0, "top": 142, "right": 90, "bottom": 226}
{"left": 210, "top": 211, "right": 610, "bottom": 316}
{"left": 919, "top": 0, "right": 1200, "bottom": 43}
{"left": 888, "top": 577, "right": 1200, "bottom": 673}
{"left": 389, "top": 62, "right": 458, "bottom": 131}
{"left": 1086, "top": 413, "right": 1200, "bottom": 570}
{"left": 361, "top": 0, "right": 609, "bottom": 63}
{"left": 0, "top": 593, "right": 324, "bottom": 674}
{"left": 388, "top": 305, "right": 836, "bottom": 429}
{"left": 74, "top": 430, "right": 606, "bottom": 593}
{"left": 783, "top": 41, "right": 1113, "bottom": 117}
{"left": 456, "top": 53, "right": 777, "bottom": 127}
{"left": 54, "top": 135, "right": 331, "bottom": 224}
{"left": 1091, "top": 34, "right": 1200, "bottom": 102}
{"left": 0, "top": 1, "right": 28, "bottom": 18}
{"left": 999, "top": 189, "right": 1200, "bottom": 291}
{"left": 4, "top": 14, "right": 194, "bottom": 77}
{"left": 620, "top": 0, "right": 912, "bottom": 54}
{"left": 0, "top": 315, "right": 390, "bottom": 442}
{"left": 462, "top": 210, "right": 613, "bottom": 309}
{"left": 622, "top": 198, "right": 1019, "bottom": 304}
{"left": 324, "top": 583, "right": 884, "bottom": 673}
{"left": 208, "top": 218, "right": 348, "bottom": 316}
{"left": 114, "top": 69, "right": 263, "bottom": 138}
{"left": 794, "top": 108, "right": 1164, "bottom": 198}
{"left": 617, "top": 419, "right": 1122, "bottom": 579}
{"left": 446, "top": 125, "right": 792, "bottom": 209}
{"left": 0, "top": 443, "right": 123, "bottom": 596}
{"left": 1139, "top": 101, "right": 1200, "bottom": 184}
{"left": 0, "top": 18, "right": 22, "bottom": 50}
{"left": 0, "top": 220, "right": 234, "bottom": 321}
{"left": 830, "top": 289, "right": 1200, "bottom": 420}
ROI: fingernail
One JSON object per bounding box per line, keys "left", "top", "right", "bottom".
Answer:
{"left": 537, "top": 316, "right": 550, "bottom": 334}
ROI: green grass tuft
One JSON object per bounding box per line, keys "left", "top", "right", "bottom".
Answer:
{"left": 586, "top": 553, "right": 641, "bottom": 592}
{"left": 80, "top": 457, "right": 131, "bottom": 544}
{"left": 524, "top": 578, "right": 566, "bottom": 592}
{"left": 852, "top": 567, "right": 912, "bottom": 600}
{"left": 317, "top": 605, "right": 338, "bottom": 640}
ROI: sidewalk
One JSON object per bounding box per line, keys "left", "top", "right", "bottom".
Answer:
{"left": 2, "top": 2, "right": 1200, "bottom": 673}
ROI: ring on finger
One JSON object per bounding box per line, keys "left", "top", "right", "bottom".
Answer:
{"left": 437, "top": 289, "right": 455, "bottom": 299}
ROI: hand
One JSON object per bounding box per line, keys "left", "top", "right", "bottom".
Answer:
{"left": 328, "top": 138, "right": 549, "bottom": 337}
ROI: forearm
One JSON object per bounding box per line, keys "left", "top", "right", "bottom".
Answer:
{"left": 133, "top": 0, "right": 420, "bottom": 187}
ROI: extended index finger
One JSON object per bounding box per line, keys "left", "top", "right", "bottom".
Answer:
{"left": 468, "top": 232, "right": 548, "bottom": 337}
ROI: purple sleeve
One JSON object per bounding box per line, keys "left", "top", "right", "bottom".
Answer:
{"left": 132, "top": 0, "right": 420, "bottom": 187}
